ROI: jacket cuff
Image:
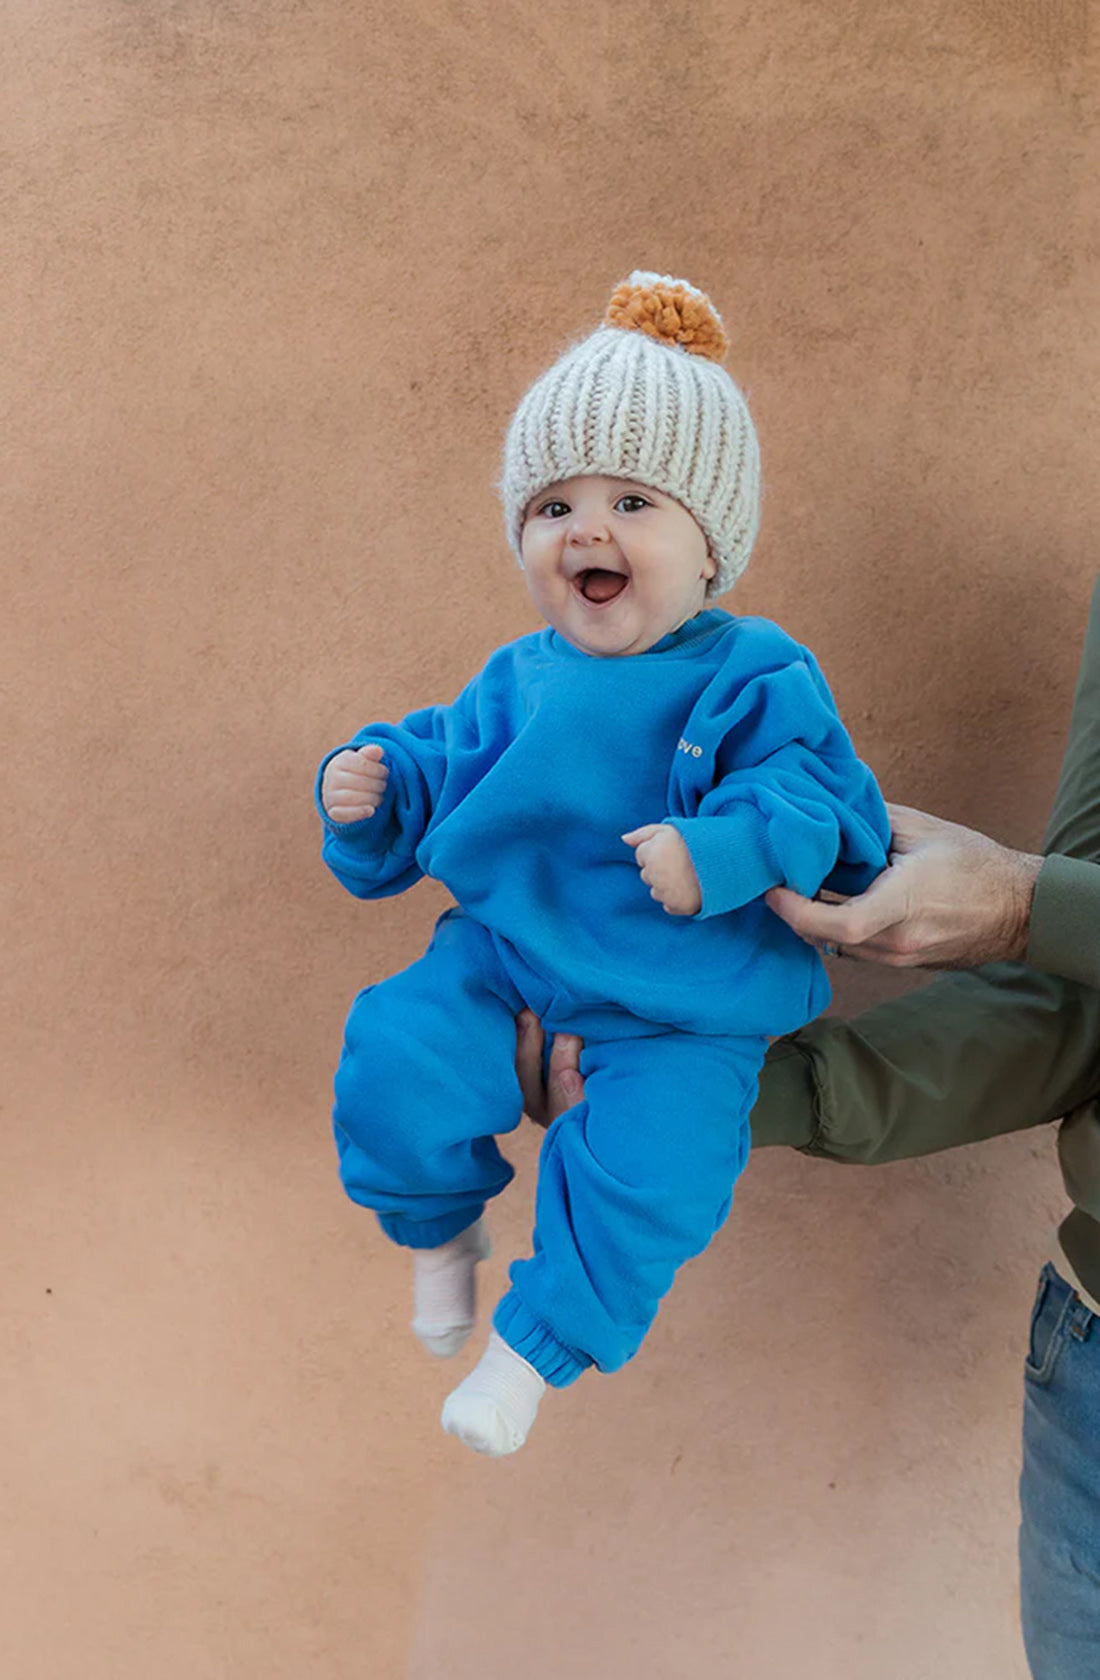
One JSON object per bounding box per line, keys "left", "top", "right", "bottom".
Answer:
{"left": 1028, "top": 853, "right": 1100, "bottom": 990}
{"left": 753, "top": 1038, "right": 819, "bottom": 1149}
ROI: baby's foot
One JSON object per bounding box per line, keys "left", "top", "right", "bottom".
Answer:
{"left": 441, "top": 1329, "right": 546, "bottom": 1456}
{"left": 412, "top": 1220, "right": 491, "bottom": 1358}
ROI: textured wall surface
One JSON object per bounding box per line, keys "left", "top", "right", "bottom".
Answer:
{"left": 5, "top": 2, "right": 1100, "bottom": 1675}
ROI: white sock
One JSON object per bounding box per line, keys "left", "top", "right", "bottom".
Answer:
{"left": 440, "top": 1329, "right": 546, "bottom": 1457}
{"left": 411, "top": 1220, "right": 491, "bottom": 1358}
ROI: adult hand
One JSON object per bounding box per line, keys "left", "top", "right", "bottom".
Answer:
{"left": 515, "top": 1010, "right": 585, "bottom": 1129}
{"left": 765, "top": 802, "right": 1043, "bottom": 970}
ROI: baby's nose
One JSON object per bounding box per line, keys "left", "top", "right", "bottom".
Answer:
{"left": 567, "top": 517, "right": 609, "bottom": 545}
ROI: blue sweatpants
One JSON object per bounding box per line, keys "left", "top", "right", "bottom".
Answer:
{"left": 333, "top": 909, "right": 763, "bottom": 1387}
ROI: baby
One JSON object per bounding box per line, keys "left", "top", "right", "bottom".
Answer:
{"left": 316, "top": 273, "right": 890, "bottom": 1456}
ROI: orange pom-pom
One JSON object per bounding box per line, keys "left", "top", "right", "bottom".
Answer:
{"left": 603, "top": 275, "right": 728, "bottom": 363}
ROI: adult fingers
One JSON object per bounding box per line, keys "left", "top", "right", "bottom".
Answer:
{"left": 765, "top": 883, "right": 899, "bottom": 948}
{"left": 546, "top": 1033, "right": 585, "bottom": 1121}
{"left": 883, "top": 802, "right": 948, "bottom": 855}
{"left": 515, "top": 1010, "right": 548, "bottom": 1127}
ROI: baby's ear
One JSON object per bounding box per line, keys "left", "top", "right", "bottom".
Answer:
{"left": 703, "top": 548, "right": 718, "bottom": 580}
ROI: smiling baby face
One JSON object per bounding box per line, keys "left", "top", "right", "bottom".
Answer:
{"left": 519, "top": 475, "right": 717, "bottom": 657}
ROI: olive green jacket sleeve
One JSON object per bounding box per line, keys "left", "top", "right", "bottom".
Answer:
{"left": 1027, "top": 856, "right": 1100, "bottom": 991}
{"left": 751, "top": 575, "right": 1100, "bottom": 1164}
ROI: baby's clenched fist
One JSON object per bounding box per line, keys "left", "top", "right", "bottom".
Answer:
{"left": 321, "top": 744, "right": 389, "bottom": 823}
{"left": 622, "top": 823, "right": 702, "bottom": 916}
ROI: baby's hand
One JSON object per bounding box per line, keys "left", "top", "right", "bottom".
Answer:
{"left": 321, "top": 744, "right": 389, "bottom": 823}
{"left": 622, "top": 824, "right": 701, "bottom": 916}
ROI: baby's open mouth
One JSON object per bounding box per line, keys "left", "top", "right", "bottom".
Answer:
{"left": 574, "top": 567, "right": 628, "bottom": 604}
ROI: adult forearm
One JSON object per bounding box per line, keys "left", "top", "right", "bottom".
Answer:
{"left": 1023, "top": 575, "right": 1100, "bottom": 988}
{"left": 754, "top": 578, "right": 1100, "bottom": 1161}
{"left": 753, "top": 962, "right": 1100, "bottom": 1164}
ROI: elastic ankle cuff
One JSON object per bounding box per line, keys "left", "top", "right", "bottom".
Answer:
{"left": 378, "top": 1208, "right": 484, "bottom": 1249}
{"left": 492, "top": 1292, "right": 591, "bottom": 1387}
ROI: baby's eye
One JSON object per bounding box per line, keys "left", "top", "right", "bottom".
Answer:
{"left": 616, "top": 494, "right": 650, "bottom": 513}
{"left": 537, "top": 500, "right": 570, "bottom": 519}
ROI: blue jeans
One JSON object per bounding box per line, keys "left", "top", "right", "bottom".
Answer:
{"left": 1019, "top": 1263, "right": 1100, "bottom": 1678}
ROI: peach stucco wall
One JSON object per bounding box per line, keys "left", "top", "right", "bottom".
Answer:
{"left": 6, "top": 2, "right": 1100, "bottom": 1675}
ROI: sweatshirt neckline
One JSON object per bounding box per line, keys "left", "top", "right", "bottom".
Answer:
{"left": 547, "top": 610, "right": 733, "bottom": 662}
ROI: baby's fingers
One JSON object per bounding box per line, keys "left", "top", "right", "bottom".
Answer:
{"left": 622, "top": 824, "right": 661, "bottom": 850}
{"left": 354, "top": 745, "right": 389, "bottom": 787}
{"left": 329, "top": 763, "right": 386, "bottom": 796}
{"left": 323, "top": 749, "right": 389, "bottom": 821}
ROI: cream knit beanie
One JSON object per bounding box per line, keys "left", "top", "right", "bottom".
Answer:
{"left": 498, "top": 272, "right": 760, "bottom": 599}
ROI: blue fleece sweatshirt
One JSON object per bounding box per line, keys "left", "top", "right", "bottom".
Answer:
{"left": 316, "top": 609, "right": 890, "bottom": 1040}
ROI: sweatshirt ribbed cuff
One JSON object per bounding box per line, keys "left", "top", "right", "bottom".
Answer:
{"left": 665, "top": 805, "right": 779, "bottom": 918}
{"left": 492, "top": 1292, "right": 591, "bottom": 1388}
